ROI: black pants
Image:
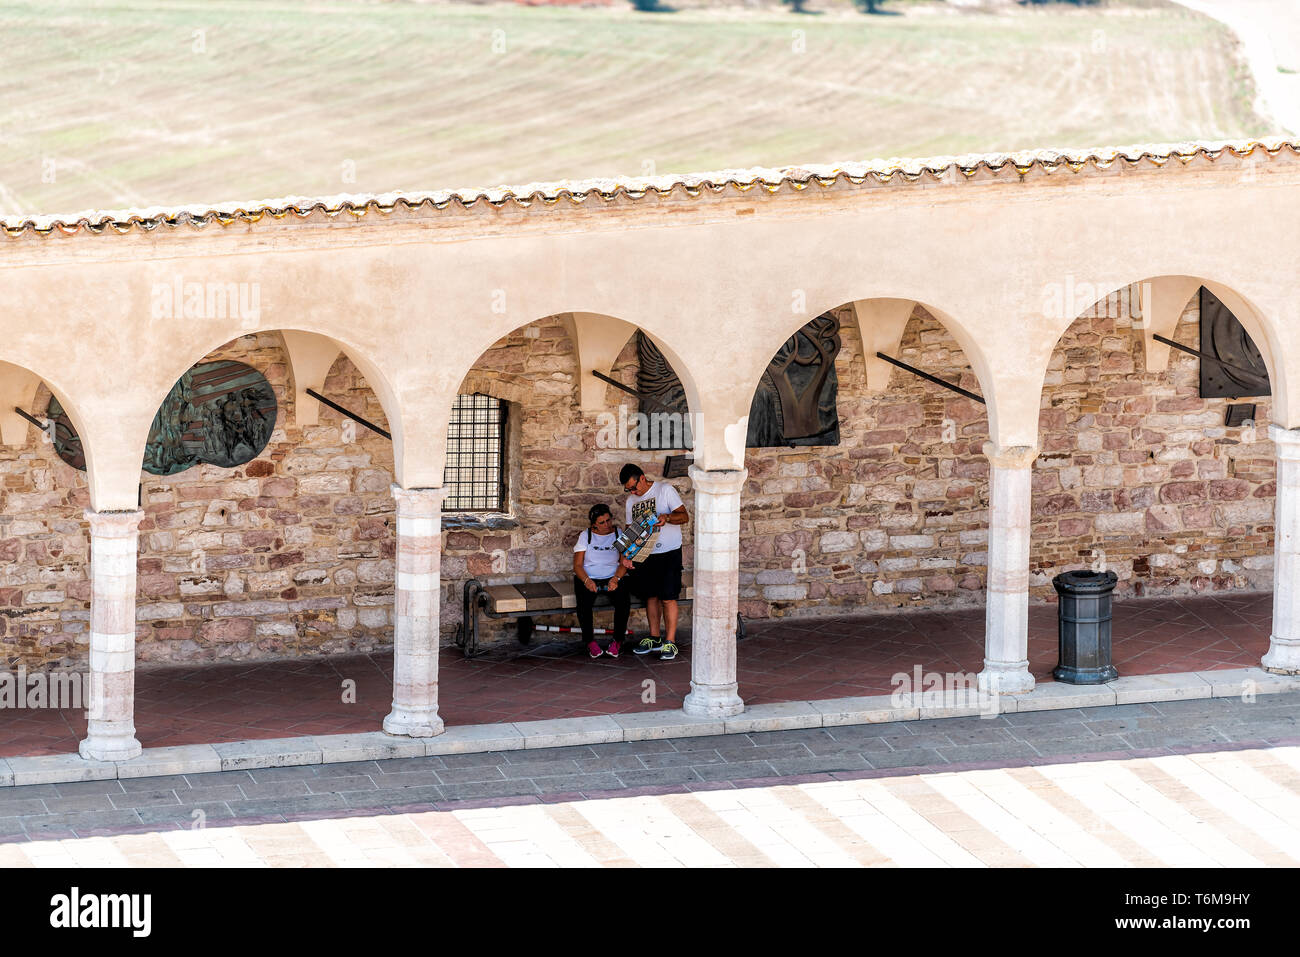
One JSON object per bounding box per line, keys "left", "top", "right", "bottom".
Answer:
{"left": 574, "top": 576, "right": 631, "bottom": 644}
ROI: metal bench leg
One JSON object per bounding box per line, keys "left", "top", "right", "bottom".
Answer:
{"left": 517, "top": 616, "right": 535, "bottom": 645}
{"left": 461, "top": 579, "right": 482, "bottom": 658}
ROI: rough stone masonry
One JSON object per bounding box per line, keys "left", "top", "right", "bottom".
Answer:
{"left": 0, "top": 286, "right": 1274, "bottom": 671}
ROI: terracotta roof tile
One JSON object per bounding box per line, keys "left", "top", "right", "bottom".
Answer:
{"left": 3, "top": 137, "right": 1296, "bottom": 239}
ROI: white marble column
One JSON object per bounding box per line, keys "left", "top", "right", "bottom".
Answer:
{"left": 1263, "top": 425, "right": 1300, "bottom": 673}
{"left": 383, "top": 486, "right": 447, "bottom": 737}
{"left": 683, "top": 466, "right": 747, "bottom": 718}
{"left": 978, "top": 444, "right": 1038, "bottom": 694}
{"left": 79, "top": 509, "right": 144, "bottom": 762}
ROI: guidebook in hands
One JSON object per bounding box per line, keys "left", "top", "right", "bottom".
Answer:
{"left": 616, "top": 510, "right": 660, "bottom": 563}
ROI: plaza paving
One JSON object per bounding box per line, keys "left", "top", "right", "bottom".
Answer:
{"left": 0, "top": 591, "right": 1272, "bottom": 759}
{"left": 0, "top": 691, "right": 1295, "bottom": 865}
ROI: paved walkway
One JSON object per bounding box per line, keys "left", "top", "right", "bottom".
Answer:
{"left": 1, "top": 591, "right": 1272, "bottom": 758}
{"left": 0, "top": 690, "right": 1294, "bottom": 851}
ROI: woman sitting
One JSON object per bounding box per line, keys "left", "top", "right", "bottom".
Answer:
{"left": 573, "top": 503, "right": 632, "bottom": 658}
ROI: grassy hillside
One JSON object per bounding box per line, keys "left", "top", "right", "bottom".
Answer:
{"left": 0, "top": 0, "right": 1270, "bottom": 215}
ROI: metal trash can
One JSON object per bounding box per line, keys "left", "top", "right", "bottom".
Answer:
{"left": 1052, "top": 569, "right": 1119, "bottom": 684}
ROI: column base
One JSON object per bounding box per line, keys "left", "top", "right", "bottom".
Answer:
{"left": 1261, "top": 637, "right": 1300, "bottom": 674}
{"left": 683, "top": 683, "right": 745, "bottom": 718}
{"left": 78, "top": 732, "right": 142, "bottom": 763}
{"left": 383, "top": 707, "right": 445, "bottom": 738}
{"left": 978, "top": 662, "right": 1035, "bottom": 695}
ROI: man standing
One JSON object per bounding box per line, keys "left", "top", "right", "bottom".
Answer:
{"left": 619, "top": 464, "right": 689, "bottom": 660}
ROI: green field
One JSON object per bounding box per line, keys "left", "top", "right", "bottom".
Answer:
{"left": 0, "top": 0, "right": 1271, "bottom": 215}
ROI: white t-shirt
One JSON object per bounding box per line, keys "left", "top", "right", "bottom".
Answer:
{"left": 573, "top": 529, "right": 621, "bottom": 579}
{"left": 625, "top": 480, "right": 684, "bottom": 554}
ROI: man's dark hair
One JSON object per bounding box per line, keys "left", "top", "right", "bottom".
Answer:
{"left": 619, "top": 464, "right": 645, "bottom": 486}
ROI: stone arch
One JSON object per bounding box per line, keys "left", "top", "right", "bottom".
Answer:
{"left": 0, "top": 366, "right": 97, "bottom": 674}
{"left": 761, "top": 294, "right": 1013, "bottom": 448}
{"left": 736, "top": 298, "right": 992, "bottom": 628}
{"left": 126, "top": 325, "right": 407, "bottom": 490}
{"left": 1032, "top": 276, "right": 1278, "bottom": 608}
{"left": 0, "top": 359, "right": 102, "bottom": 503}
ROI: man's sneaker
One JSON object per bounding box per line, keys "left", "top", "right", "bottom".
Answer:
{"left": 659, "top": 642, "right": 678, "bottom": 661}
{"left": 634, "top": 636, "right": 665, "bottom": 655}
{"left": 588, "top": 641, "right": 603, "bottom": 659}
{"left": 606, "top": 640, "right": 621, "bottom": 659}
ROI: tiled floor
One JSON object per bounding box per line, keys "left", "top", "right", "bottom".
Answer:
{"left": 0, "top": 591, "right": 1274, "bottom": 758}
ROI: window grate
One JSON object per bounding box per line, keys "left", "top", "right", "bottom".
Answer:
{"left": 443, "top": 393, "right": 506, "bottom": 511}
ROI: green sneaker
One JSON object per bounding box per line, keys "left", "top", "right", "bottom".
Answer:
{"left": 634, "top": 636, "right": 665, "bottom": 655}
{"left": 659, "top": 642, "right": 678, "bottom": 661}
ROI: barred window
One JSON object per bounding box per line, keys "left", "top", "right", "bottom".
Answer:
{"left": 443, "top": 393, "right": 507, "bottom": 511}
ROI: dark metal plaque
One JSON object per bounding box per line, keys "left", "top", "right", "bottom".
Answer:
{"left": 663, "top": 454, "right": 693, "bottom": 479}
{"left": 635, "top": 332, "right": 691, "bottom": 450}
{"left": 1225, "top": 403, "right": 1257, "bottom": 428}
{"left": 635, "top": 314, "right": 841, "bottom": 450}
{"left": 747, "top": 312, "right": 840, "bottom": 447}
{"left": 1200, "top": 286, "right": 1269, "bottom": 398}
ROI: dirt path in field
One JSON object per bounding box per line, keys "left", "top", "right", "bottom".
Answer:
{"left": 1170, "top": 0, "right": 1300, "bottom": 135}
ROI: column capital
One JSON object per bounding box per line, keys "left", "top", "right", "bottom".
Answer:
{"left": 688, "top": 465, "right": 748, "bottom": 495}
{"left": 1269, "top": 424, "right": 1300, "bottom": 458}
{"left": 982, "top": 443, "right": 1038, "bottom": 470}
{"left": 390, "top": 484, "right": 447, "bottom": 516}
{"left": 83, "top": 508, "right": 143, "bottom": 537}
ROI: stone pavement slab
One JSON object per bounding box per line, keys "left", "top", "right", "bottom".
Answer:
{"left": 0, "top": 689, "right": 1291, "bottom": 842}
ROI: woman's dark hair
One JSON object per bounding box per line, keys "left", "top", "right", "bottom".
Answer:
{"left": 588, "top": 503, "right": 612, "bottom": 525}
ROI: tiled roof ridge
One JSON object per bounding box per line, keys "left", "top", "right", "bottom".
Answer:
{"left": 3, "top": 137, "right": 1296, "bottom": 239}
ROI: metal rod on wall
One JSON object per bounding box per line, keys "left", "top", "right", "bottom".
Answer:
{"left": 591, "top": 370, "right": 685, "bottom": 417}
{"left": 1151, "top": 334, "right": 1269, "bottom": 384}
{"left": 305, "top": 388, "right": 392, "bottom": 440}
{"left": 874, "top": 353, "right": 985, "bottom": 404}
{"left": 13, "top": 407, "right": 48, "bottom": 430}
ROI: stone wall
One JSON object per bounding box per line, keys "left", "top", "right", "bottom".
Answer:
{"left": 442, "top": 316, "right": 697, "bottom": 642}
{"left": 1030, "top": 288, "right": 1274, "bottom": 598}
{"left": 0, "top": 288, "right": 1277, "bottom": 669}
{"left": 1, "top": 333, "right": 400, "bottom": 670}
{"left": 734, "top": 289, "right": 1275, "bottom": 623}
{"left": 737, "top": 304, "right": 992, "bottom": 622}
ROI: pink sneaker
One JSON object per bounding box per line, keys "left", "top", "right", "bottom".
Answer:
{"left": 587, "top": 641, "right": 603, "bottom": 659}
{"left": 606, "top": 640, "right": 621, "bottom": 659}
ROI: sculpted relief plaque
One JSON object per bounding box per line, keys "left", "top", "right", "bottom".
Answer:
{"left": 635, "top": 313, "right": 841, "bottom": 449}
{"left": 49, "top": 360, "right": 277, "bottom": 476}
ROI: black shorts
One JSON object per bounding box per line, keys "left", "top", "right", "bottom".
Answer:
{"left": 630, "top": 548, "right": 683, "bottom": 602}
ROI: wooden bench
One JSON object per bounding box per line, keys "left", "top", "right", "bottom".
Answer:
{"left": 454, "top": 571, "right": 744, "bottom": 657}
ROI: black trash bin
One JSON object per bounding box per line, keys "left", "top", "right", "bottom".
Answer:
{"left": 1052, "top": 569, "right": 1119, "bottom": 684}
